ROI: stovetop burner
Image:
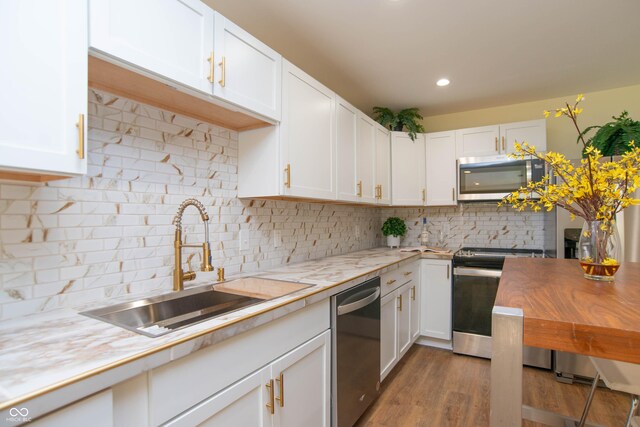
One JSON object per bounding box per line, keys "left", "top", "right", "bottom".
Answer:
{"left": 453, "top": 247, "right": 545, "bottom": 269}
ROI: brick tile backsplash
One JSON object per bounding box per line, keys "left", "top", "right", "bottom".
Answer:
{"left": 0, "top": 89, "right": 549, "bottom": 320}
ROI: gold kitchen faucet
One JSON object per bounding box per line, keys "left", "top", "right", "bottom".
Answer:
{"left": 172, "top": 198, "right": 214, "bottom": 291}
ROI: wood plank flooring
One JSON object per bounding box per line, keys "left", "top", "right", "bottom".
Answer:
{"left": 357, "top": 345, "right": 631, "bottom": 427}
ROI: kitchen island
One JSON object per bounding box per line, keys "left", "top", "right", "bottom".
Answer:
{"left": 491, "top": 258, "right": 640, "bottom": 426}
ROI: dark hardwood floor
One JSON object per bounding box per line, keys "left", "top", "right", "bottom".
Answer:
{"left": 357, "top": 345, "right": 630, "bottom": 427}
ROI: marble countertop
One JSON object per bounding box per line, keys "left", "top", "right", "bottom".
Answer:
{"left": 0, "top": 247, "right": 447, "bottom": 413}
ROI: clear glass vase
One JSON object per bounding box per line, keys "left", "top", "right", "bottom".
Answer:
{"left": 578, "top": 220, "right": 622, "bottom": 282}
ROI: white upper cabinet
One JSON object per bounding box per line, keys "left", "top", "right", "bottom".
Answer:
{"left": 374, "top": 125, "right": 391, "bottom": 205}
{"left": 0, "top": 0, "right": 87, "bottom": 178}
{"left": 425, "top": 131, "right": 457, "bottom": 206}
{"left": 455, "top": 125, "right": 500, "bottom": 158}
{"left": 356, "top": 113, "right": 377, "bottom": 203}
{"left": 455, "top": 119, "right": 546, "bottom": 157}
{"left": 500, "top": 119, "right": 546, "bottom": 154}
{"left": 281, "top": 60, "right": 336, "bottom": 200}
{"left": 336, "top": 97, "right": 358, "bottom": 202}
{"left": 89, "top": 0, "right": 214, "bottom": 94}
{"left": 391, "top": 132, "right": 426, "bottom": 206}
{"left": 213, "top": 13, "right": 282, "bottom": 121}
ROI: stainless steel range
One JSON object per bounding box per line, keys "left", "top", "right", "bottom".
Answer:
{"left": 452, "top": 247, "right": 552, "bottom": 369}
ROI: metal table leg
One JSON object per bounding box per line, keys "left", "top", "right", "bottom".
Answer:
{"left": 491, "top": 305, "right": 523, "bottom": 427}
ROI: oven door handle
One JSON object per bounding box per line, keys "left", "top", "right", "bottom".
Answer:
{"left": 453, "top": 267, "right": 502, "bottom": 278}
{"left": 337, "top": 287, "right": 380, "bottom": 316}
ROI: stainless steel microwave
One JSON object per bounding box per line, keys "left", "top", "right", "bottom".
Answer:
{"left": 457, "top": 155, "right": 546, "bottom": 201}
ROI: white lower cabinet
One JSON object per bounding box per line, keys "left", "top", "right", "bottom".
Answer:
{"left": 31, "top": 390, "right": 113, "bottom": 427}
{"left": 380, "top": 261, "right": 420, "bottom": 381}
{"left": 419, "top": 259, "right": 452, "bottom": 341}
{"left": 166, "top": 331, "right": 330, "bottom": 427}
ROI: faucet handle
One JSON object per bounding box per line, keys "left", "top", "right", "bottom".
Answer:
{"left": 183, "top": 271, "right": 196, "bottom": 282}
{"left": 217, "top": 267, "right": 225, "bottom": 282}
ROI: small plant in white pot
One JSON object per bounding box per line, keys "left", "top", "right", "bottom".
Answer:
{"left": 382, "top": 217, "right": 407, "bottom": 248}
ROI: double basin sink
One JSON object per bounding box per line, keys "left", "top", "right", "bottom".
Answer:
{"left": 81, "top": 277, "right": 313, "bottom": 337}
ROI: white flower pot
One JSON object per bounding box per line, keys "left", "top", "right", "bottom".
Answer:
{"left": 387, "top": 235, "right": 401, "bottom": 248}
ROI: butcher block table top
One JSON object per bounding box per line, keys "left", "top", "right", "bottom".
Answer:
{"left": 495, "top": 258, "right": 640, "bottom": 364}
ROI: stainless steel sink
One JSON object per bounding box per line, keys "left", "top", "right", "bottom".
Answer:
{"left": 81, "top": 277, "right": 313, "bottom": 337}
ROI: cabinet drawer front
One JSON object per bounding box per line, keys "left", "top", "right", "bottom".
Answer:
{"left": 149, "top": 300, "right": 329, "bottom": 425}
{"left": 381, "top": 261, "right": 418, "bottom": 297}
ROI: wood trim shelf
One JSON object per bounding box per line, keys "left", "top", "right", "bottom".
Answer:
{"left": 88, "top": 56, "right": 271, "bottom": 132}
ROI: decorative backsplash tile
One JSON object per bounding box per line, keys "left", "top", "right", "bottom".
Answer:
{"left": 379, "top": 204, "right": 547, "bottom": 250}
{"left": 0, "top": 89, "right": 550, "bottom": 320}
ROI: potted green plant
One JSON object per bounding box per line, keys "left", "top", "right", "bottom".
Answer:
{"left": 373, "top": 107, "right": 425, "bottom": 141}
{"left": 382, "top": 217, "right": 407, "bottom": 248}
{"left": 578, "top": 111, "right": 640, "bottom": 157}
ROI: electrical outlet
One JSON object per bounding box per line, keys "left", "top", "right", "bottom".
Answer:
{"left": 239, "top": 230, "right": 250, "bottom": 252}
{"left": 274, "top": 230, "right": 282, "bottom": 248}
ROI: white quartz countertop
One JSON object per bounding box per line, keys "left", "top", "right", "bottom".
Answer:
{"left": 0, "top": 247, "right": 448, "bottom": 412}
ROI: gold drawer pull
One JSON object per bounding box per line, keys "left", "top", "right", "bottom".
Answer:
{"left": 386, "top": 279, "right": 396, "bottom": 285}
{"left": 403, "top": 271, "right": 412, "bottom": 276}
{"left": 275, "top": 372, "right": 284, "bottom": 407}
{"left": 266, "top": 379, "right": 275, "bottom": 414}
{"left": 76, "top": 113, "right": 85, "bottom": 159}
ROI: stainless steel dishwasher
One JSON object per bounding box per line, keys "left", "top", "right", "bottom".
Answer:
{"left": 331, "top": 276, "right": 381, "bottom": 427}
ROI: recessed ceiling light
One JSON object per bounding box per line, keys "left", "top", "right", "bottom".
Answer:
{"left": 436, "top": 78, "right": 450, "bottom": 87}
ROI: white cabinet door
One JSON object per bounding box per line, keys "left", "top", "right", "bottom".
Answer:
{"left": 397, "top": 282, "right": 412, "bottom": 358}
{"left": 455, "top": 125, "right": 500, "bottom": 158}
{"left": 500, "top": 119, "right": 547, "bottom": 154}
{"left": 213, "top": 13, "right": 282, "bottom": 121}
{"left": 0, "top": 0, "right": 87, "bottom": 176}
{"left": 410, "top": 281, "right": 421, "bottom": 343}
{"left": 89, "top": 0, "right": 214, "bottom": 94}
{"left": 336, "top": 97, "right": 358, "bottom": 202}
{"left": 425, "top": 131, "right": 457, "bottom": 206}
{"left": 272, "top": 331, "right": 331, "bottom": 427}
{"left": 420, "top": 260, "right": 452, "bottom": 341}
{"left": 356, "top": 114, "right": 377, "bottom": 203}
{"left": 31, "top": 390, "right": 112, "bottom": 427}
{"left": 374, "top": 125, "right": 391, "bottom": 205}
{"left": 282, "top": 60, "right": 336, "bottom": 200}
{"left": 380, "top": 291, "right": 399, "bottom": 381}
{"left": 391, "top": 132, "right": 426, "bottom": 206}
{"left": 164, "top": 366, "right": 271, "bottom": 427}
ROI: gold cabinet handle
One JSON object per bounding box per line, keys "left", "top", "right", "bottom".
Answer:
{"left": 502, "top": 136, "right": 505, "bottom": 151}
{"left": 284, "top": 164, "right": 291, "bottom": 188}
{"left": 403, "top": 271, "right": 412, "bottom": 276}
{"left": 266, "top": 379, "right": 275, "bottom": 414}
{"left": 411, "top": 285, "right": 416, "bottom": 301}
{"left": 275, "top": 373, "right": 284, "bottom": 407}
{"left": 207, "top": 51, "right": 214, "bottom": 83}
{"left": 357, "top": 180, "right": 362, "bottom": 197}
{"left": 495, "top": 136, "right": 498, "bottom": 152}
{"left": 452, "top": 187, "right": 455, "bottom": 201}
{"left": 378, "top": 185, "right": 383, "bottom": 199}
{"left": 447, "top": 264, "right": 450, "bottom": 279}
{"left": 386, "top": 279, "right": 396, "bottom": 285}
{"left": 76, "top": 113, "right": 85, "bottom": 159}
{"left": 398, "top": 294, "right": 403, "bottom": 311}
{"left": 218, "top": 56, "right": 226, "bottom": 87}
{"left": 422, "top": 188, "right": 426, "bottom": 202}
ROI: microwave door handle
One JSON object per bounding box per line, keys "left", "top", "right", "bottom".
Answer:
{"left": 526, "top": 161, "right": 533, "bottom": 183}
{"left": 453, "top": 267, "right": 502, "bottom": 278}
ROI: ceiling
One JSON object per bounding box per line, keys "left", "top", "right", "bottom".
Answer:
{"left": 204, "top": 0, "right": 640, "bottom": 117}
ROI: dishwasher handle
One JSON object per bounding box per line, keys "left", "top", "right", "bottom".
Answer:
{"left": 337, "top": 287, "right": 381, "bottom": 316}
